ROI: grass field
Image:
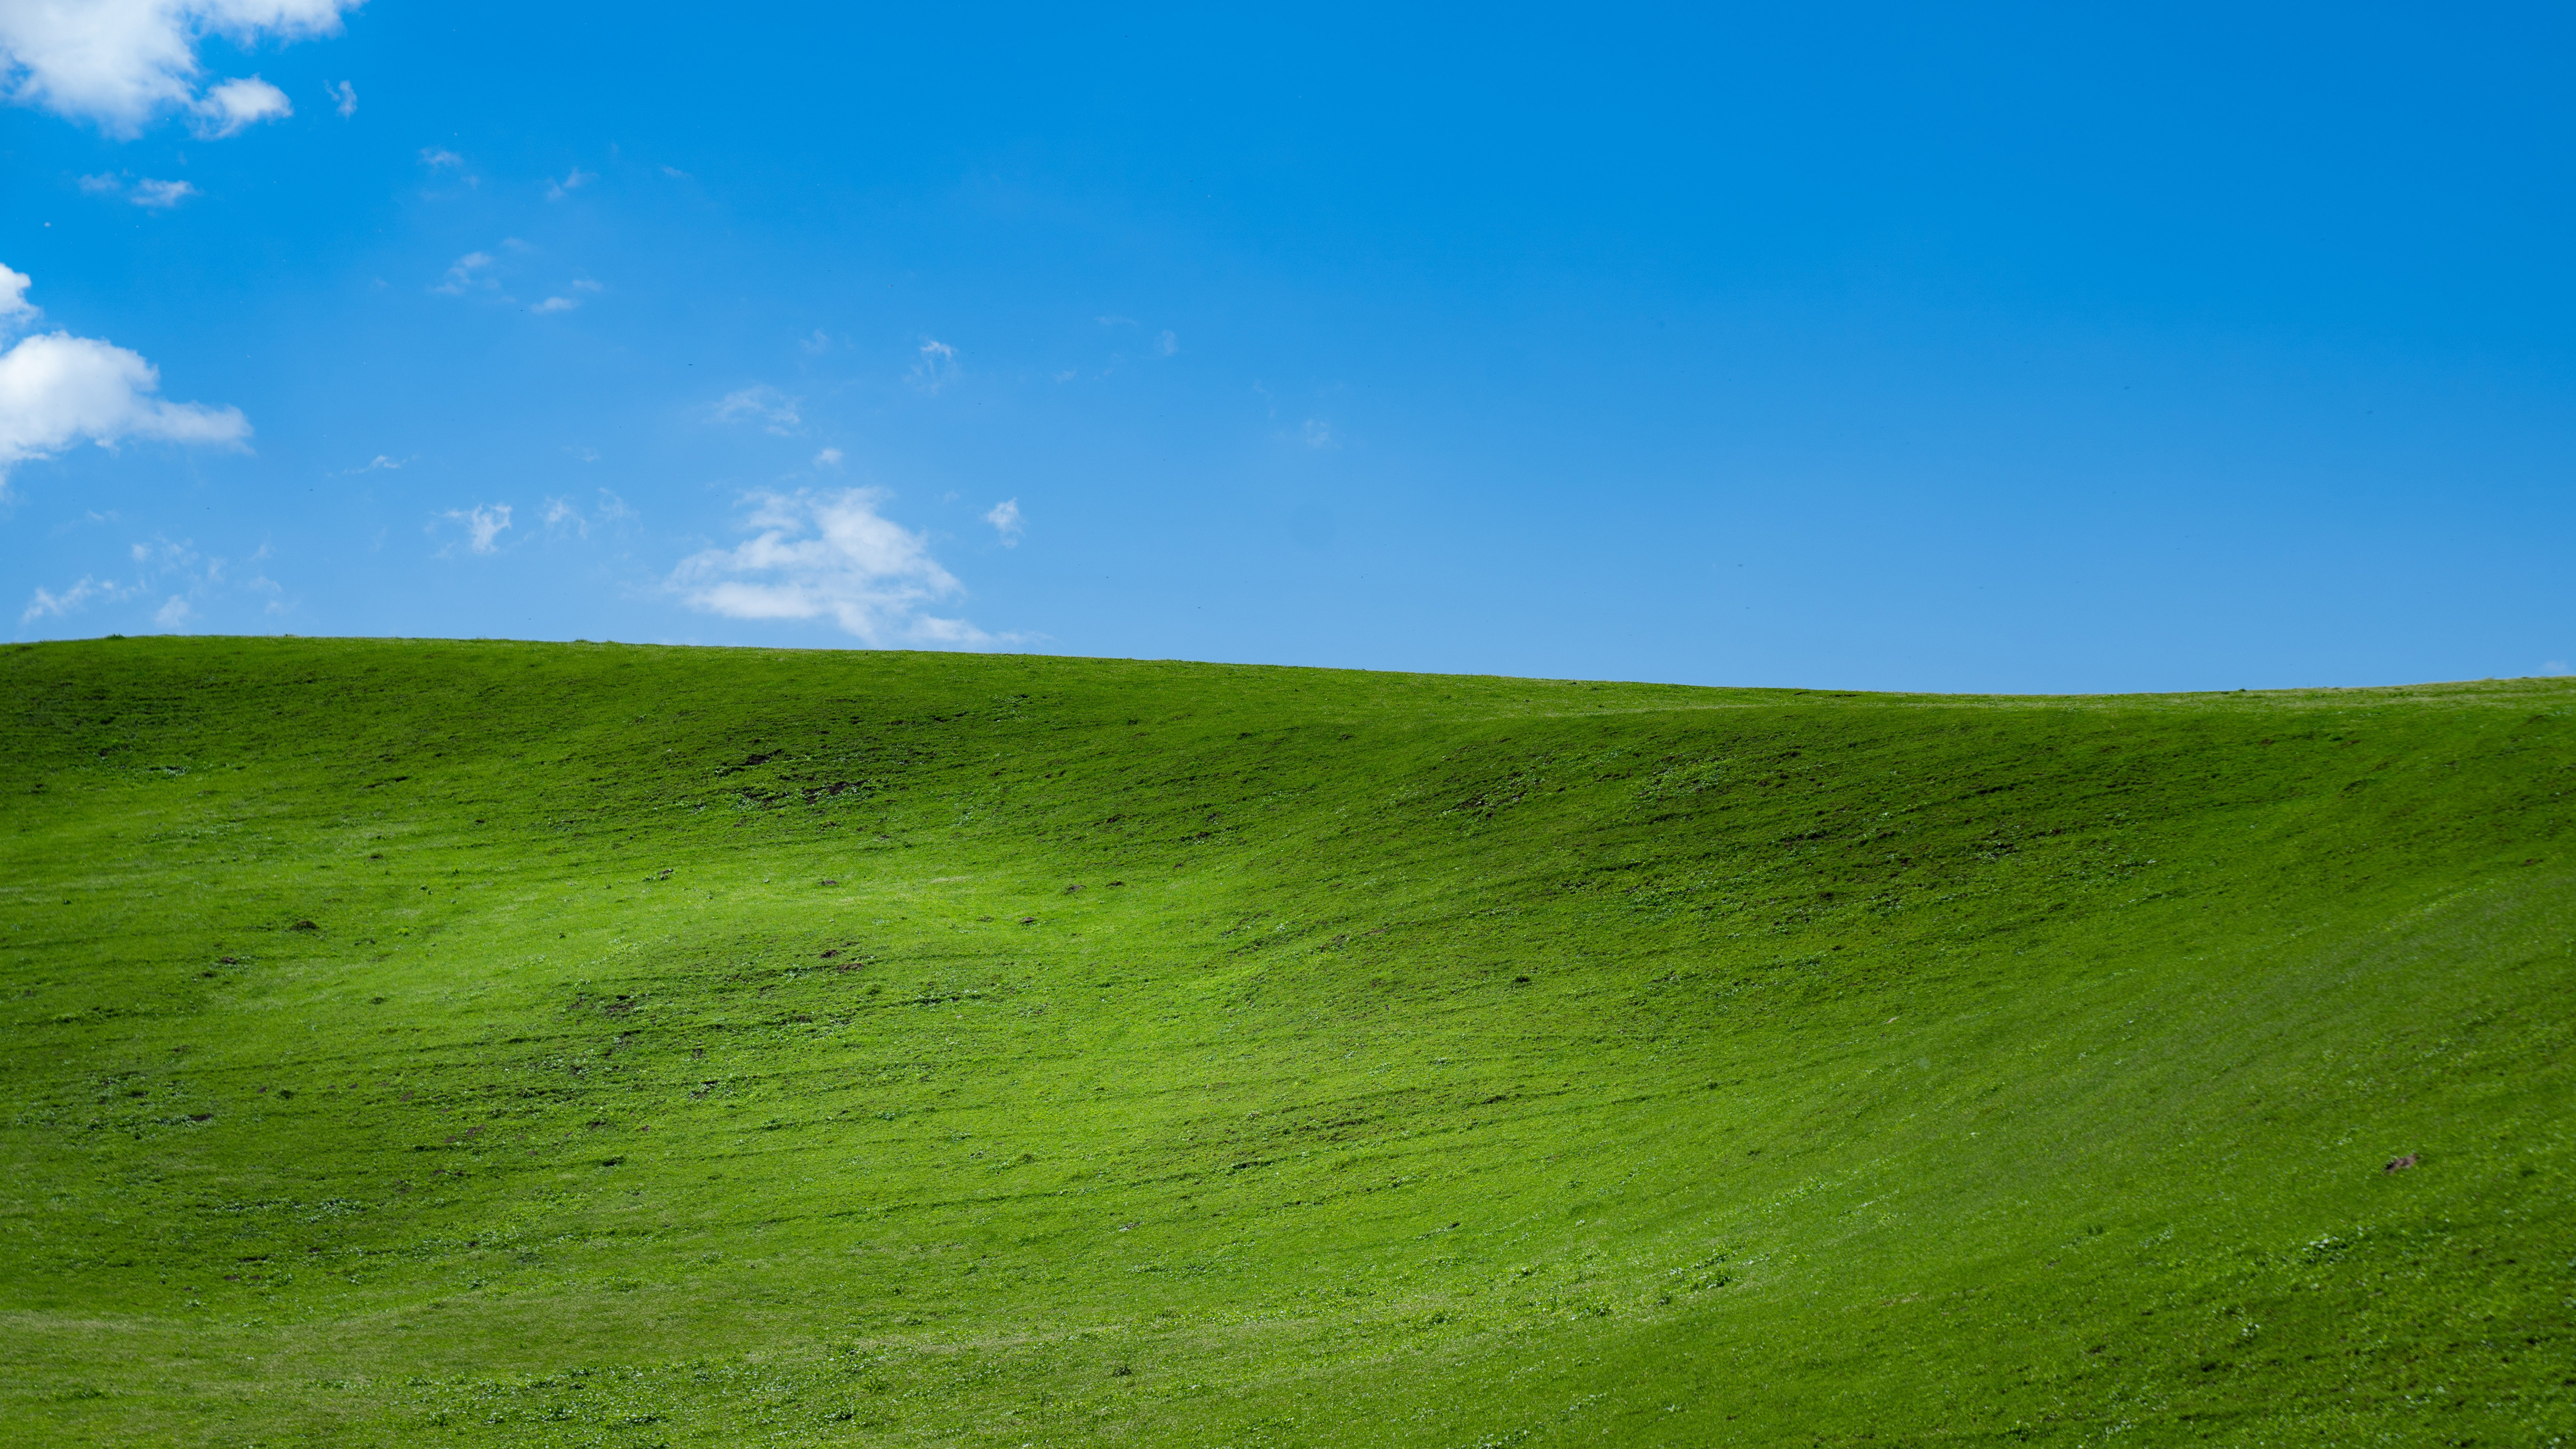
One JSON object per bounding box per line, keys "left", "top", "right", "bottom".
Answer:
{"left": 2, "top": 636, "right": 2570, "bottom": 1447}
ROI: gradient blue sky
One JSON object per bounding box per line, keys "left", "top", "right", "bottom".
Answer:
{"left": 4, "top": 2, "right": 2571, "bottom": 691}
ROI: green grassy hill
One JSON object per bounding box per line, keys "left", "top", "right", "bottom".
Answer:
{"left": 3, "top": 637, "right": 2570, "bottom": 1447}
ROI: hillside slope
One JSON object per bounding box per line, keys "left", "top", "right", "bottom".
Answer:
{"left": 2, "top": 638, "right": 2570, "bottom": 1447}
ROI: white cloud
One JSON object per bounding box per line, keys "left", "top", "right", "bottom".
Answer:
{"left": 438, "top": 502, "right": 512, "bottom": 554}
{"left": 0, "top": 1, "right": 357, "bottom": 137}
{"left": 433, "top": 250, "right": 494, "bottom": 295}
{"left": 326, "top": 77, "right": 352, "bottom": 116}
{"left": 543, "top": 166, "right": 593, "bottom": 200}
{"left": 419, "top": 146, "right": 463, "bottom": 169}
{"left": 431, "top": 248, "right": 582, "bottom": 312}
{"left": 187, "top": 73, "right": 287, "bottom": 136}
{"left": 2544, "top": 660, "right": 2571, "bottom": 676}
{"left": 659, "top": 163, "right": 690, "bottom": 179}
{"left": 0, "top": 266, "right": 251, "bottom": 490}
{"left": 1155, "top": 329, "right": 1178, "bottom": 356}
{"left": 129, "top": 177, "right": 195, "bottom": 208}
{"left": 713, "top": 384, "right": 799, "bottom": 433}
{"left": 537, "top": 487, "right": 628, "bottom": 540}
{"left": 74, "top": 173, "right": 196, "bottom": 207}
{"left": 984, "top": 497, "right": 1022, "bottom": 546}
{"left": 21, "top": 574, "right": 137, "bottom": 622}
{"left": 671, "top": 488, "right": 1000, "bottom": 647}
{"left": 814, "top": 446, "right": 843, "bottom": 467}
{"left": 1301, "top": 418, "right": 1337, "bottom": 448}
{"left": 21, "top": 533, "right": 279, "bottom": 628}
{"left": 908, "top": 338, "right": 958, "bottom": 392}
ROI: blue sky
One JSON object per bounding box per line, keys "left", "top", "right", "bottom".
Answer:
{"left": 3, "top": 2, "right": 2571, "bottom": 691}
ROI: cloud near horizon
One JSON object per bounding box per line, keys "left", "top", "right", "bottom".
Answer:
{"left": 0, "top": 263, "right": 252, "bottom": 491}
{"left": 0, "top": 0, "right": 359, "bottom": 137}
{"left": 671, "top": 488, "right": 1000, "bottom": 647}
{"left": 21, "top": 534, "right": 282, "bottom": 629}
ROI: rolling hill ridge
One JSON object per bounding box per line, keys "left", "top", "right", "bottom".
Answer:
{"left": 3, "top": 637, "right": 2570, "bottom": 1446}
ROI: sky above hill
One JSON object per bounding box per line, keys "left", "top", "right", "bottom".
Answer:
{"left": 3, "top": 2, "right": 2571, "bottom": 692}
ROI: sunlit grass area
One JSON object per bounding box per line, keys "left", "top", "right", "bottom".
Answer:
{"left": 4, "top": 638, "right": 2569, "bottom": 1445}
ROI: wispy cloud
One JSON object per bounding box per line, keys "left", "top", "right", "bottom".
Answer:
{"left": 437, "top": 503, "right": 513, "bottom": 555}
{"left": 713, "top": 384, "right": 800, "bottom": 433}
{"left": 21, "top": 573, "right": 140, "bottom": 623}
{"left": 1155, "top": 329, "right": 1178, "bottom": 356}
{"left": 130, "top": 177, "right": 196, "bottom": 208}
{"left": 75, "top": 173, "right": 199, "bottom": 208}
{"left": 433, "top": 250, "right": 495, "bottom": 295}
{"left": 417, "top": 146, "right": 479, "bottom": 191}
{"left": 1301, "top": 418, "right": 1337, "bottom": 449}
{"left": 327, "top": 79, "right": 355, "bottom": 117}
{"left": 20, "top": 535, "right": 282, "bottom": 630}
{"left": 0, "top": 0, "right": 359, "bottom": 138}
{"left": 544, "top": 167, "right": 594, "bottom": 201}
{"left": 984, "top": 498, "right": 1023, "bottom": 546}
{"left": 814, "top": 447, "right": 843, "bottom": 467}
{"left": 671, "top": 488, "right": 1007, "bottom": 647}
{"left": 186, "top": 74, "right": 288, "bottom": 138}
{"left": 908, "top": 338, "right": 959, "bottom": 393}
{"left": 538, "top": 488, "right": 632, "bottom": 539}
{"left": 0, "top": 263, "right": 251, "bottom": 492}
{"left": 339, "top": 453, "right": 411, "bottom": 475}
{"left": 526, "top": 275, "right": 602, "bottom": 315}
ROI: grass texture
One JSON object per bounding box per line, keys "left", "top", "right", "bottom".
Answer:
{"left": 2, "top": 637, "right": 2571, "bottom": 1447}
